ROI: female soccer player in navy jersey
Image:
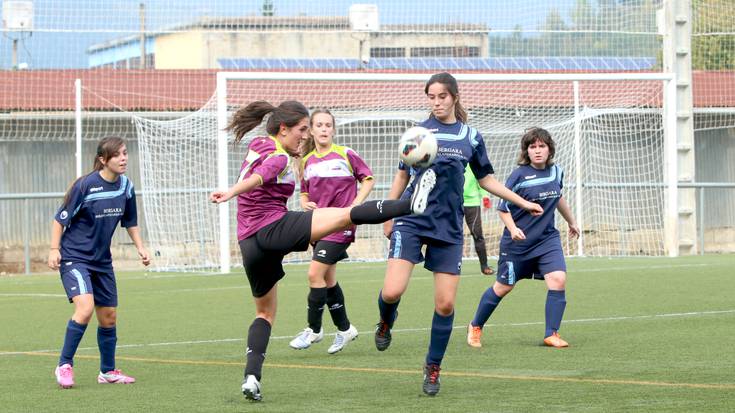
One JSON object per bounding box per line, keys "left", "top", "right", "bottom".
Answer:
{"left": 208, "top": 100, "right": 434, "bottom": 401}
{"left": 47, "top": 136, "right": 150, "bottom": 389}
{"left": 466, "top": 127, "right": 579, "bottom": 350}
{"left": 374, "top": 72, "right": 544, "bottom": 396}
{"left": 288, "top": 108, "right": 374, "bottom": 354}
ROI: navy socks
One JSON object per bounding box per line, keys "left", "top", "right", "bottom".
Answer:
{"left": 59, "top": 319, "right": 88, "bottom": 366}
{"left": 545, "top": 290, "right": 567, "bottom": 337}
{"left": 97, "top": 326, "right": 117, "bottom": 373}
{"left": 426, "top": 311, "right": 454, "bottom": 366}
{"left": 471, "top": 287, "right": 504, "bottom": 328}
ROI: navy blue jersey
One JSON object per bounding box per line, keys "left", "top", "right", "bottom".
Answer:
{"left": 497, "top": 164, "right": 563, "bottom": 257}
{"left": 54, "top": 172, "right": 137, "bottom": 271}
{"left": 394, "top": 117, "right": 494, "bottom": 244}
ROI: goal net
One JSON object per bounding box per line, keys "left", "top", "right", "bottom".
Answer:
{"left": 135, "top": 72, "right": 675, "bottom": 272}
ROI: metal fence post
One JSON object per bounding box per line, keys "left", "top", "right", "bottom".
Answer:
{"left": 24, "top": 198, "right": 31, "bottom": 274}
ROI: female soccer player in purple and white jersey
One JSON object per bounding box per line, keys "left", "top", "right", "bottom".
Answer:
{"left": 373, "top": 73, "right": 544, "bottom": 396}
{"left": 466, "top": 127, "right": 579, "bottom": 350}
{"left": 209, "top": 100, "right": 435, "bottom": 402}
{"left": 48, "top": 136, "right": 151, "bottom": 389}
{"left": 288, "top": 109, "right": 375, "bottom": 354}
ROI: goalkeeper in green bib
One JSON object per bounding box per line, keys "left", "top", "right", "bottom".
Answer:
{"left": 463, "top": 164, "right": 494, "bottom": 275}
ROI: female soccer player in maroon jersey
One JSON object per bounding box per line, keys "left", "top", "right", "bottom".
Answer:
{"left": 288, "top": 108, "right": 374, "bottom": 354}
{"left": 209, "top": 100, "right": 435, "bottom": 401}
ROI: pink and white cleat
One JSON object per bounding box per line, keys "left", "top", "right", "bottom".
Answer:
{"left": 55, "top": 363, "right": 75, "bottom": 389}
{"left": 97, "top": 369, "right": 136, "bottom": 384}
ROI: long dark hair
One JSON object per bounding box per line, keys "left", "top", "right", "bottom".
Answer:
{"left": 300, "top": 107, "right": 336, "bottom": 157}
{"left": 226, "top": 100, "right": 310, "bottom": 145}
{"left": 63, "top": 136, "right": 126, "bottom": 206}
{"left": 517, "top": 127, "right": 556, "bottom": 166}
{"left": 424, "top": 72, "right": 467, "bottom": 123}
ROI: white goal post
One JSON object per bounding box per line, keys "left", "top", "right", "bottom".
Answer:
{"left": 137, "top": 71, "right": 678, "bottom": 273}
{"left": 214, "top": 72, "right": 677, "bottom": 273}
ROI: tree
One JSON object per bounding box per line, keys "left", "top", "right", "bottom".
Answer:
{"left": 692, "top": 0, "right": 735, "bottom": 70}
{"left": 261, "top": 0, "right": 275, "bottom": 17}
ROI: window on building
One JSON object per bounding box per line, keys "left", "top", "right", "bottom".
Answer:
{"left": 370, "top": 47, "right": 405, "bottom": 58}
{"left": 145, "top": 53, "right": 155, "bottom": 69}
{"left": 410, "top": 46, "right": 480, "bottom": 57}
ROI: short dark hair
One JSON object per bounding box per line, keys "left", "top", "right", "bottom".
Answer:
{"left": 517, "top": 127, "right": 555, "bottom": 166}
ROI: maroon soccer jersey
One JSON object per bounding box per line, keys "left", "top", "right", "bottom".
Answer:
{"left": 236, "top": 136, "right": 297, "bottom": 241}
{"left": 301, "top": 144, "right": 373, "bottom": 243}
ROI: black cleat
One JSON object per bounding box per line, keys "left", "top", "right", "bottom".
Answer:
{"left": 374, "top": 319, "right": 393, "bottom": 351}
{"left": 422, "top": 364, "right": 441, "bottom": 396}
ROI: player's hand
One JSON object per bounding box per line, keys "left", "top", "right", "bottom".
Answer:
{"left": 510, "top": 228, "right": 526, "bottom": 241}
{"left": 568, "top": 224, "right": 581, "bottom": 239}
{"left": 48, "top": 249, "right": 61, "bottom": 270}
{"left": 209, "top": 191, "right": 231, "bottom": 204}
{"left": 383, "top": 220, "right": 393, "bottom": 239}
{"left": 302, "top": 201, "right": 317, "bottom": 211}
{"left": 138, "top": 247, "right": 151, "bottom": 266}
{"left": 524, "top": 201, "right": 543, "bottom": 216}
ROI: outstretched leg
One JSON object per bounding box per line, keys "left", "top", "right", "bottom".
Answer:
{"left": 310, "top": 169, "right": 437, "bottom": 242}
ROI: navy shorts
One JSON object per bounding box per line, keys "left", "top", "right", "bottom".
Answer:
{"left": 496, "top": 248, "right": 567, "bottom": 286}
{"left": 240, "top": 211, "right": 313, "bottom": 298}
{"left": 312, "top": 240, "right": 349, "bottom": 265}
{"left": 59, "top": 262, "right": 118, "bottom": 307}
{"left": 388, "top": 230, "right": 463, "bottom": 275}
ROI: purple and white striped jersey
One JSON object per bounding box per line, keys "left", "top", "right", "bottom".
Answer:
{"left": 236, "top": 136, "right": 297, "bottom": 241}
{"left": 301, "top": 144, "right": 373, "bottom": 244}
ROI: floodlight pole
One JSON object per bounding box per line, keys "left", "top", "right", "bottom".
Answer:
{"left": 139, "top": 3, "right": 146, "bottom": 69}
{"left": 12, "top": 38, "right": 18, "bottom": 69}
{"left": 75, "top": 79, "right": 83, "bottom": 178}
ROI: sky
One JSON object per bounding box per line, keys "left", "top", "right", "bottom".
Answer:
{"left": 0, "top": 0, "right": 580, "bottom": 69}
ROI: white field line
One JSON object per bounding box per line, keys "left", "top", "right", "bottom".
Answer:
{"left": 0, "top": 261, "right": 721, "bottom": 286}
{"left": 2, "top": 308, "right": 733, "bottom": 357}
{"left": 0, "top": 262, "right": 721, "bottom": 298}
{"left": 0, "top": 293, "right": 66, "bottom": 297}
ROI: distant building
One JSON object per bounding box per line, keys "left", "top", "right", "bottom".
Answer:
{"left": 87, "top": 16, "right": 490, "bottom": 69}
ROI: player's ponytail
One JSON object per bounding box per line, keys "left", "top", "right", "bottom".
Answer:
{"left": 227, "top": 100, "right": 310, "bottom": 145}
{"left": 62, "top": 136, "right": 126, "bottom": 206}
{"left": 425, "top": 72, "right": 467, "bottom": 123}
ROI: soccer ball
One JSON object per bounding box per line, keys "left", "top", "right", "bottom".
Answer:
{"left": 398, "top": 126, "right": 438, "bottom": 168}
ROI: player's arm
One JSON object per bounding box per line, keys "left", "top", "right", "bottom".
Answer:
{"left": 126, "top": 226, "right": 151, "bottom": 266}
{"left": 498, "top": 210, "right": 526, "bottom": 241}
{"left": 47, "top": 220, "right": 64, "bottom": 270}
{"left": 382, "top": 169, "right": 410, "bottom": 238}
{"left": 352, "top": 177, "right": 375, "bottom": 206}
{"left": 556, "top": 197, "right": 580, "bottom": 239}
{"left": 300, "top": 193, "right": 317, "bottom": 210}
{"left": 209, "top": 174, "right": 262, "bottom": 204}
{"left": 478, "top": 175, "right": 543, "bottom": 216}
{"left": 386, "top": 169, "right": 410, "bottom": 200}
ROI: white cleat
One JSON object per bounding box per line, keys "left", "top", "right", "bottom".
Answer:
{"left": 241, "top": 374, "right": 262, "bottom": 401}
{"left": 327, "top": 324, "right": 359, "bottom": 354}
{"left": 410, "top": 168, "right": 436, "bottom": 214}
{"left": 288, "top": 327, "right": 324, "bottom": 350}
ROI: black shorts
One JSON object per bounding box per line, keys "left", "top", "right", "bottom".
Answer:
{"left": 239, "top": 211, "right": 313, "bottom": 297}
{"left": 311, "top": 240, "right": 350, "bottom": 265}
